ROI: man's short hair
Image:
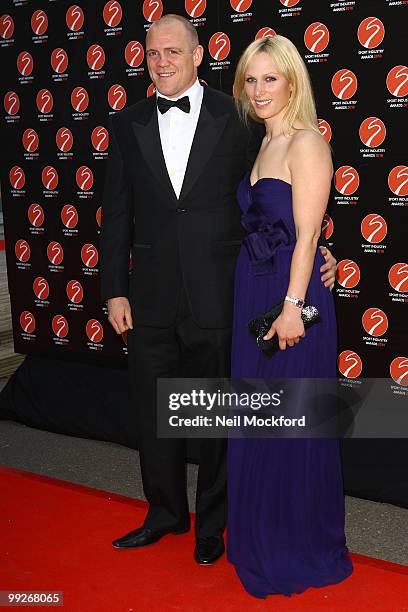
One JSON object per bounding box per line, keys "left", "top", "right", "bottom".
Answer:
{"left": 147, "top": 14, "right": 199, "bottom": 50}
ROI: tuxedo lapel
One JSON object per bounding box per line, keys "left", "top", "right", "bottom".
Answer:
{"left": 131, "top": 97, "right": 177, "bottom": 202}
{"left": 179, "top": 87, "right": 231, "bottom": 202}
{"left": 130, "top": 87, "right": 232, "bottom": 204}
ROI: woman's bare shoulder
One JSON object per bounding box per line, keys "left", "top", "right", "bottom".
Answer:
{"left": 288, "top": 128, "right": 330, "bottom": 161}
{"left": 287, "top": 128, "right": 332, "bottom": 181}
{"left": 290, "top": 128, "right": 326, "bottom": 147}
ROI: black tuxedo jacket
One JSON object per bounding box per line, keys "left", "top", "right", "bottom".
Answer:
{"left": 100, "top": 85, "right": 262, "bottom": 328}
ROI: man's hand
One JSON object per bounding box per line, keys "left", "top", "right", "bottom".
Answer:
{"left": 319, "top": 246, "right": 337, "bottom": 290}
{"left": 107, "top": 297, "right": 133, "bottom": 334}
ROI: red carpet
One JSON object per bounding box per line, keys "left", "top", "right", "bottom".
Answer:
{"left": 1, "top": 466, "right": 407, "bottom": 612}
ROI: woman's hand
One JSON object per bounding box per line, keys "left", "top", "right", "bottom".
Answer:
{"left": 263, "top": 306, "right": 305, "bottom": 351}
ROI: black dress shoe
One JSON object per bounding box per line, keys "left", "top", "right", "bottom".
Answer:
{"left": 194, "top": 536, "right": 225, "bottom": 565}
{"left": 112, "top": 525, "right": 189, "bottom": 549}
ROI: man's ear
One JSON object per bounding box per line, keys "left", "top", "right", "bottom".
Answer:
{"left": 193, "top": 45, "right": 204, "bottom": 68}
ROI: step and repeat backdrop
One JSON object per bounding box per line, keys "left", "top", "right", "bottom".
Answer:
{"left": 0, "top": 0, "right": 407, "bottom": 392}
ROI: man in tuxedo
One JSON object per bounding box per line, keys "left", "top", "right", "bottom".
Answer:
{"left": 100, "top": 14, "right": 336, "bottom": 564}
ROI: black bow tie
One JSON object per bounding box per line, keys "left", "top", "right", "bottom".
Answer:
{"left": 157, "top": 96, "right": 191, "bottom": 114}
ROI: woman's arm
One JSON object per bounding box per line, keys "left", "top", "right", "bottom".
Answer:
{"left": 286, "top": 129, "right": 333, "bottom": 303}
{"left": 264, "top": 130, "right": 333, "bottom": 350}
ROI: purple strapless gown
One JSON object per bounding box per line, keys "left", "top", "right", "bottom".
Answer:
{"left": 227, "top": 171, "right": 353, "bottom": 598}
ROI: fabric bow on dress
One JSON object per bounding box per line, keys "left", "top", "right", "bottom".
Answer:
{"left": 241, "top": 204, "right": 292, "bottom": 276}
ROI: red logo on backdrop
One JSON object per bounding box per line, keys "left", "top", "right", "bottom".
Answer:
{"left": 230, "top": 0, "right": 252, "bottom": 12}
{"left": 61, "top": 205, "right": 79, "bottom": 228}
{"left": 36, "top": 89, "right": 53, "bottom": 114}
{"left": 334, "top": 166, "right": 359, "bottom": 195}
{"left": 336, "top": 259, "right": 361, "bottom": 288}
{"left": 33, "top": 277, "right": 49, "bottom": 300}
{"left": 108, "top": 85, "right": 127, "bottom": 111}
{"left": 31, "top": 10, "right": 48, "bottom": 35}
{"left": 147, "top": 83, "right": 156, "bottom": 97}
{"left": 318, "top": 119, "right": 332, "bottom": 143}
{"left": 17, "top": 52, "right": 33, "bottom": 76}
{"left": 185, "top": 0, "right": 206, "bottom": 18}
{"left": 338, "top": 350, "right": 363, "bottom": 379}
{"left": 357, "top": 17, "right": 385, "bottom": 49}
{"left": 96, "top": 207, "right": 102, "bottom": 227}
{"left": 56, "top": 127, "right": 73, "bottom": 152}
{"left": 20, "top": 311, "right": 36, "bottom": 333}
{"left": 66, "top": 280, "right": 83, "bottom": 303}
{"left": 359, "top": 117, "right": 386, "bottom": 148}
{"left": 256, "top": 27, "right": 276, "bottom": 39}
{"left": 386, "top": 66, "right": 408, "bottom": 98}
{"left": 47, "top": 241, "right": 64, "bottom": 265}
{"left": 0, "top": 14, "right": 14, "bottom": 39}
{"left": 143, "top": 0, "right": 163, "bottom": 22}
{"left": 66, "top": 5, "right": 84, "bottom": 31}
{"left": 124, "top": 41, "right": 144, "bottom": 68}
{"left": 86, "top": 319, "right": 104, "bottom": 343}
{"left": 42, "top": 166, "right": 58, "bottom": 190}
{"left": 9, "top": 166, "right": 25, "bottom": 189}
{"left": 87, "top": 44, "right": 105, "bottom": 70}
{"left": 322, "top": 213, "right": 334, "bottom": 240}
{"left": 52, "top": 315, "right": 69, "bottom": 338}
{"left": 81, "top": 244, "right": 98, "bottom": 268}
{"left": 388, "top": 263, "right": 408, "bottom": 293}
{"left": 4, "top": 91, "right": 20, "bottom": 115}
{"left": 361, "top": 213, "right": 387, "bottom": 243}
{"left": 91, "top": 127, "right": 109, "bottom": 152}
{"left": 103, "top": 1, "right": 122, "bottom": 27}
{"left": 22, "top": 129, "right": 39, "bottom": 153}
{"left": 15, "top": 240, "right": 30, "bottom": 262}
{"left": 331, "top": 69, "right": 358, "bottom": 100}
{"left": 388, "top": 166, "right": 408, "bottom": 196}
{"left": 51, "top": 48, "right": 69, "bottom": 73}
{"left": 71, "top": 87, "right": 89, "bottom": 112}
{"left": 304, "top": 22, "right": 329, "bottom": 53}
{"left": 390, "top": 357, "right": 408, "bottom": 386}
{"left": 28, "top": 203, "right": 44, "bottom": 227}
{"left": 209, "top": 33, "right": 231, "bottom": 61}
{"left": 280, "top": 0, "right": 300, "bottom": 6}
{"left": 362, "top": 308, "right": 388, "bottom": 337}
{"left": 76, "top": 166, "right": 93, "bottom": 191}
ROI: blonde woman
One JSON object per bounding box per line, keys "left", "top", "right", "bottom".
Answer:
{"left": 227, "top": 35, "right": 353, "bottom": 598}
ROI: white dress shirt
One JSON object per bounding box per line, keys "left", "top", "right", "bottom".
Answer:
{"left": 157, "top": 78, "right": 204, "bottom": 199}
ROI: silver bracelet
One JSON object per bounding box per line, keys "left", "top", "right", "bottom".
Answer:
{"left": 285, "top": 295, "right": 305, "bottom": 308}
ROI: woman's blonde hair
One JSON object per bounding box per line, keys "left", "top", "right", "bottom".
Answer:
{"left": 233, "top": 35, "right": 320, "bottom": 136}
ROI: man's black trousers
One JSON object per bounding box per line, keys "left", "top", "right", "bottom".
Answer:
{"left": 127, "top": 287, "right": 232, "bottom": 539}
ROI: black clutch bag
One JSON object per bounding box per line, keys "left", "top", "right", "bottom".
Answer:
{"left": 247, "top": 300, "right": 321, "bottom": 356}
